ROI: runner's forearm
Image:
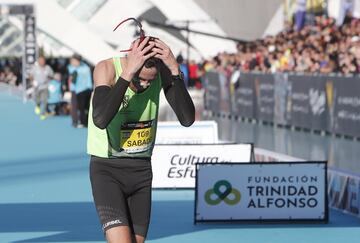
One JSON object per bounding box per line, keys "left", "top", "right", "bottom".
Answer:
{"left": 162, "top": 67, "right": 195, "bottom": 127}
{"left": 92, "top": 77, "right": 129, "bottom": 129}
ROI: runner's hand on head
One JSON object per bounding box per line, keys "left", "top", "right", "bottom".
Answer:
{"left": 150, "top": 39, "right": 179, "bottom": 75}
{"left": 122, "top": 37, "right": 156, "bottom": 80}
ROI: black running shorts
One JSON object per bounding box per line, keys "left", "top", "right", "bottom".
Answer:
{"left": 89, "top": 155, "right": 152, "bottom": 237}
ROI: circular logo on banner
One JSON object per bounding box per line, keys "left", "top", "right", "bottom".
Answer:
{"left": 205, "top": 180, "right": 241, "bottom": 205}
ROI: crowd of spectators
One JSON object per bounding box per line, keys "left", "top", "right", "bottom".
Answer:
{"left": 203, "top": 14, "right": 360, "bottom": 76}
{"left": 0, "top": 58, "right": 21, "bottom": 86}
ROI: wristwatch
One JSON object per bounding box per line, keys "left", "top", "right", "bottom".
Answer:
{"left": 171, "top": 70, "right": 184, "bottom": 81}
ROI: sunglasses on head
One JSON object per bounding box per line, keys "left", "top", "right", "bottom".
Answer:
{"left": 113, "top": 17, "right": 157, "bottom": 52}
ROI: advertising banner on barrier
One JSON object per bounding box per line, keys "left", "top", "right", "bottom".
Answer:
{"left": 156, "top": 121, "right": 218, "bottom": 144}
{"left": 218, "top": 72, "right": 232, "bottom": 115}
{"left": 308, "top": 76, "right": 327, "bottom": 131}
{"left": 331, "top": 76, "right": 360, "bottom": 137}
{"left": 204, "top": 71, "right": 360, "bottom": 138}
{"left": 288, "top": 75, "right": 312, "bottom": 129}
{"left": 204, "top": 72, "right": 221, "bottom": 113}
{"left": 274, "top": 73, "right": 289, "bottom": 125}
{"left": 232, "top": 73, "right": 256, "bottom": 119}
{"left": 328, "top": 170, "right": 360, "bottom": 216}
{"left": 324, "top": 76, "right": 338, "bottom": 133}
{"left": 255, "top": 73, "right": 275, "bottom": 122}
{"left": 152, "top": 144, "right": 253, "bottom": 188}
{"left": 195, "top": 162, "right": 327, "bottom": 222}
{"left": 287, "top": 74, "right": 328, "bottom": 130}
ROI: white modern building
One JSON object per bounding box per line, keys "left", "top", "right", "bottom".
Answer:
{"left": 0, "top": 0, "right": 288, "bottom": 65}
{"left": 3, "top": 0, "right": 358, "bottom": 65}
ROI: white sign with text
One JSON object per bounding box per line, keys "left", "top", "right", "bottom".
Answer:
{"left": 195, "top": 162, "right": 327, "bottom": 222}
{"left": 151, "top": 144, "right": 252, "bottom": 188}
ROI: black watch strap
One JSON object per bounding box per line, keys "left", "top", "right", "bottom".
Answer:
{"left": 171, "top": 70, "right": 184, "bottom": 81}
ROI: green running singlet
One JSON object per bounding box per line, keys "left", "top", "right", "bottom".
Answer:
{"left": 87, "top": 57, "right": 162, "bottom": 158}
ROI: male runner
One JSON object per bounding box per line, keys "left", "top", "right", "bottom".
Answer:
{"left": 87, "top": 36, "right": 195, "bottom": 243}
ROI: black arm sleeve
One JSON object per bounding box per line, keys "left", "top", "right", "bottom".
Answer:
{"left": 92, "top": 77, "right": 130, "bottom": 129}
{"left": 161, "top": 65, "right": 195, "bottom": 127}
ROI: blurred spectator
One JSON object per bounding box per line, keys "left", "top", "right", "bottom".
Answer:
{"left": 30, "top": 56, "right": 54, "bottom": 120}
{"left": 0, "top": 58, "right": 22, "bottom": 86}
{"left": 189, "top": 60, "right": 202, "bottom": 89}
{"left": 68, "top": 54, "right": 93, "bottom": 128}
{"left": 337, "top": 0, "right": 355, "bottom": 26}
{"left": 47, "top": 72, "right": 63, "bottom": 116}
{"left": 295, "top": 0, "right": 307, "bottom": 31}
{"left": 0, "top": 66, "right": 17, "bottom": 85}
{"left": 67, "top": 59, "right": 79, "bottom": 127}
{"left": 176, "top": 53, "right": 189, "bottom": 87}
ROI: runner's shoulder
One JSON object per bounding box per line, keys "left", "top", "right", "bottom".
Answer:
{"left": 93, "top": 58, "right": 115, "bottom": 87}
{"left": 94, "top": 58, "right": 114, "bottom": 74}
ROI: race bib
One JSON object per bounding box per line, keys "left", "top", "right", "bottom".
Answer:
{"left": 120, "top": 120, "right": 155, "bottom": 154}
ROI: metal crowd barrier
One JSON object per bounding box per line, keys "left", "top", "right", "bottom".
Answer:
{"left": 203, "top": 71, "right": 360, "bottom": 139}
